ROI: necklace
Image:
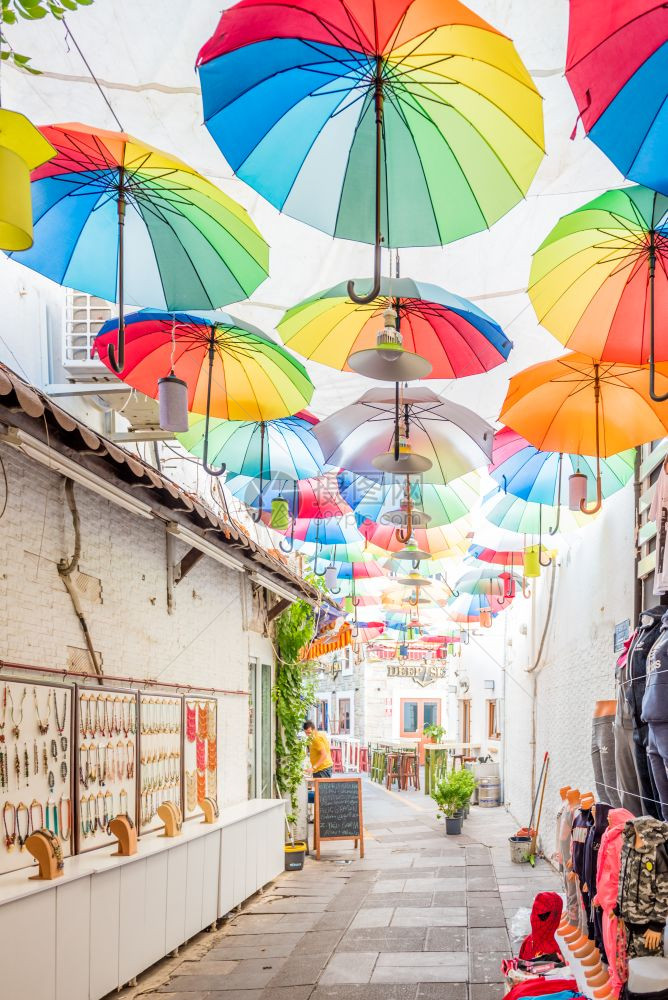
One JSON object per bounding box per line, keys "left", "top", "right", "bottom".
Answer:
{"left": 54, "top": 691, "right": 67, "bottom": 735}
{"left": 42, "top": 828, "right": 64, "bottom": 871}
{"left": 122, "top": 698, "right": 131, "bottom": 737}
{"left": 13, "top": 744, "right": 19, "bottom": 788}
{"left": 8, "top": 687, "right": 26, "bottom": 740}
{"left": 42, "top": 741, "right": 48, "bottom": 775}
{"left": 186, "top": 703, "right": 196, "bottom": 742}
{"left": 79, "top": 695, "right": 89, "bottom": 738}
{"left": 111, "top": 698, "right": 121, "bottom": 736}
{"left": 45, "top": 798, "right": 58, "bottom": 836}
{"left": 0, "top": 740, "right": 7, "bottom": 790}
{"left": 95, "top": 792, "right": 104, "bottom": 832}
{"left": 0, "top": 684, "right": 6, "bottom": 738}
{"left": 33, "top": 688, "right": 51, "bottom": 735}
{"left": 3, "top": 801, "right": 16, "bottom": 850}
{"left": 32, "top": 740, "right": 39, "bottom": 776}
{"left": 207, "top": 702, "right": 216, "bottom": 741}
{"left": 197, "top": 703, "right": 207, "bottom": 741}
{"left": 126, "top": 740, "right": 135, "bottom": 779}
{"left": 23, "top": 744, "right": 29, "bottom": 784}
{"left": 15, "top": 801, "right": 30, "bottom": 850}
{"left": 207, "top": 768, "right": 217, "bottom": 798}
{"left": 59, "top": 795, "right": 71, "bottom": 842}
{"left": 104, "top": 790, "right": 113, "bottom": 832}
{"left": 196, "top": 770, "right": 206, "bottom": 804}
{"left": 29, "top": 797, "right": 43, "bottom": 833}
{"left": 185, "top": 770, "right": 197, "bottom": 813}
{"left": 119, "top": 788, "right": 128, "bottom": 817}
{"left": 207, "top": 737, "right": 217, "bottom": 772}
{"left": 196, "top": 738, "right": 205, "bottom": 771}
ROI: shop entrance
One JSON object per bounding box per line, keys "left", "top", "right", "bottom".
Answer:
{"left": 400, "top": 698, "right": 441, "bottom": 763}
{"left": 248, "top": 660, "right": 273, "bottom": 798}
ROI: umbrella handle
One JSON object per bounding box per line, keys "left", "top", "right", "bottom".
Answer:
{"left": 522, "top": 577, "right": 531, "bottom": 599}
{"left": 347, "top": 60, "right": 383, "bottom": 306}
{"left": 548, "top": 454, "right": 563, "bottom": 535}
{"left": 107, "top": 186, "right": 126, "bottom": 375}
{"left": 580, "top": 377, "right": 602, "bottom": 515}
{"left": 251, "top": 422, "right": 267, "bottom": 521}
{"left": 202, "top": 335, "right": 226, "bottom": 477}
{"left": 538, "top": 505, "right": 553, "bottom": 566}
{"left": 395, "top": 477, "right": 413, "bottom": 544}
{"left": 648, "top": 231, "right": 668, "bottom": 401}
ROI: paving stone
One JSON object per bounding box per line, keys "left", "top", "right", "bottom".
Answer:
{"left": 319, "top": 951, "right": 378, "bottom": 985}
{"left": 226, "top": 914, "right": 314, "bottom": 935}
{"left": 153, "top": 993, "right": 214, "bottom": 999}
{"left": 371, "top": 953, "right": 469, "bottom": 984}
{"left": 430, "top": 892, "right": 467, "bottom": 907}
{"left": 468, "top": 927, "right": 511, "bottom": 952}
{"left": 362, "top": 892, "right": 433, "bottom": 908}
{"left": 311, "top": 986, "right": 417, "bottom": 1000}
{"left": 466, "top": 866, "right": 495, "bottom": 879}
{"left": 350, "top": 907, "right": 394, "bottom": 929}
{"left": 338, "top": 927, "right": 427, "bottom": 952}
{"left": 314, "top": 910, "right": 356, "bottom": 931}
{"left": 469, "top": 984, "right": 506, "bottom": 1000}
{"left": 160, "top": 969, "right": 278, "bottom": 991}
{"left": 424, "top": 927, "right": 467, "bottom": 952}
{"left": 172, "top": 960, "right": 237, "bottom": 976}
{"left": 466, "top": 876, "right": 498, "bottom": 892}
{"left": 467, "top": 904, "right": 506, "bottom": 928}
{"left": 251, "top": 900, "right": 329, "bottom": 914}
{"left": 469, "top": 953, "right": 507, "bottom": 984}
{"left": 255, "top": 989, "right": 313, "bottom": 1000}
{"left": 406, "top": 877, "right": 466, "bottom": 892}
{"left": 372, "top": 879, "right": 406, "bottom": 893}
{"left": 416, "top": 984, "right": 467, "bottom": 1000}
{"left": 291, "top": 929, "right": 344, "bottom": 956}
{"left": 268, "top": 953, "right": 330, "bottom": 987}
{"left": 391, "top": 907, "right": 467, "bottom": 928}
{"left": 208, "top": 934, "right": 304, "bottom": 960}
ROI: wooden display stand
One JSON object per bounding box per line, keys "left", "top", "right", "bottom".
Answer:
{"left": 201, "top": 797, "right": 219, "bottom": 824}
{"left": 158, "top": 801, "right": 182, "bottom": 837}
{"left": 110, "top": 814, "right": 138, "bottom": 857}
{"left": 25, "top": 830, "right": 64, "bottom": 881}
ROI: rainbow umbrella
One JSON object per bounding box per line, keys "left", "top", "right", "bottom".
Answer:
{"left": 279, "top": 278, "right": 511, "bottom": 377}
{"left": 9, "top": 122, "right": 268, "bottom": 372}
{"left": 353, "top": 622, "right": 386, "bottom": 642}
{"left": 490, "top": 426, "right": 635, "bottom": 506}
{"left": 197, "top": 0, "right": 544, "bottom": 301}
{"left": 482, "top": 490, "right": 593, "bottom": 535}
{"left": 566, "top": 1, "right": 668, "bottom": 192}
{"left": 94, "top": 309, "right": 313, "bottom": 475}
{"left": 528, "top": 186, "right": 668, "bottom": 400}
{"left": 468, "top": 545, "right": 525, "bottom": 567}
{"left": 455, "top": 565, "right": 522, "bottom": 599}
{"left": 227, "top": 472, "right": 347, "bottom": 520}
{"left": 445, "top": 592, "right": 493, "bottom": 623}
{"left": 361, "top": 520, "right": 471, "bottom": 558}
{"left": 338, "top": 469, "right": 480, "bottom": 529}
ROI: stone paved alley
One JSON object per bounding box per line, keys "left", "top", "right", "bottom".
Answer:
{"left": 137, "top": 779, "right": 561, "bottom": 1000}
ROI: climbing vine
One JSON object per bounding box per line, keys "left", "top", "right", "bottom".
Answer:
{"left": 274, "top": 599, "right": 317, "bottom": 843}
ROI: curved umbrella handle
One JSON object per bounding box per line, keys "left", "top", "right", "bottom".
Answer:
{"left": 522, "top": 577, "right": 531, "bottom": 599}
{"left": 580, "top": 469, "right": 602, "bottom": 516}
{"left": 580, "top": 375, "right": 603, "bottom": 515}
{"left": 251, "top": 422, "right": 267, "bottom": 521}
{"left": 347, "top": 60, "right": 384, "bottom": 306}
{"left": 395, "top": 477, "right": 413, "bottom": 544}
{"left": 548, "top": 454, "right": 563, "bottom": 535}
{"left": 538, "top": 505, "right": 552, "bottom": 566}
{"left": 278, "top": 534, "right": 294, "bottom": 554}
{"left": 347, "top": 243, "right": 381, "bottom": 305}
{"left": 108, "top": 181, "right": 126, "bottom": 375}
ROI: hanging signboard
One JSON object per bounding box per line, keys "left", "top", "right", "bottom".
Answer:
{"left": 613, "top": 619, "right": 631, "bottom": 653}
{"left": 313, "top": 777, "right": 364, "bottom": 860}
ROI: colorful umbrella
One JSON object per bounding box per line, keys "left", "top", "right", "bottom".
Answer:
{"left": 9, "top": 123, "right": 268, "bottom": 372}
{"left": 360, "top": 520, "right": 470, "bottom": 558}
{"left": 314, "top": 387, "right": 493, "bottom": 485}
{"left": 227, "top": 472, "right": 347, "bottom": 520}
{"left": 566, "top": 1, "right": 668, "bottom": 192}
{"left": 445, "top": 592, "right": 493, "bottom": 623}
{"left": 338, "top": 469, "right": 480, "bottom": 529}
{"left": 352, "top": 622, "right": 386, "bottom": 643}
{"left": 455, "top": 565, "right": 521, "bottom": 599}
{"left": 500, "top": 353, "right": 668, "bottom": 512}
{"left": 279, "top": 277, "right": 512, "bottom": 377}
{"left": 197, "top": 0, "right": 544, "bottom": 301}
{"left": 468, "top": 544, "right": 526, "bottom": 567}
{"left": 529, "top": 186, "right": 668, "bottom": 400}
{"left": 482, "top": 490, "right": 593, "bottom": 535}
{"left": 177, "top": 411, "right": 327, "bottom": 485}
{"left": 94, "top": 309, "right": 313, "bottom": 475}
{"left": 490, "top": 426, "right": 635, "bottom": 506}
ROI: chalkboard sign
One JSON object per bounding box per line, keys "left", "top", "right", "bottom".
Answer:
{"left": 313, "top": 777, "right": 364, "bottom": 860}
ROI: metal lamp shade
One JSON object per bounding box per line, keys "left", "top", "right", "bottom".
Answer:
{"left": 373, "top": 450, "right": 433, "bottom": 474}
{"left": 324, "top": 565, "right": 339, "bottom": 591}
{"left": 158, "top": 374, "right": 189, "bottom": 432}
{"left": 397, "top": 573, "right": 431, "bottom": 587}
{"left": 394, "top": 538, "right": 432, "bottom": 561}
{"left": 348, "top": 347, "right": 432, "bottom": 381}
{"left": 270, "top": 496, "right": 290, "bottom": 531}
{"left": 523, "top": 545, "right": 541, "bottom": 578}
{"left": 380, "top": 506, "right": 432, "bottom": 527}
{"left": 568, "top": 472, "right": 588, "bottom": 511}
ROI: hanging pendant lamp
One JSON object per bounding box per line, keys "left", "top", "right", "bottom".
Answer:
{"left": 568, "top": 472, "right": 588, "bottom": 511}
{"left": 324, "top": 564, "right": 339, "bottom": 593}
{"left": 348, "top": 305, "right": 432, "bottom": 381}
{"left": 270, "top": 496, "right": 290, "bottom": 531}
{"left": 158, "top": 375, "right": 189, "bottom": 432}
{"left": 381, "top": 505, "right": 432, "bottom": 528}
{"left": 397, "top": 570, "right": 432, "bottom": 588}
{"left": 480, "top": 609, "right": 493, "bottom": 628}
{"left": 0, "top": 111, "right": 55, "bottom": 251}
{"left": 523, "top": 546, "right": 541, "bottom": 578}
{"left": 394, "top": 533, "right": 431, "bottom": 562}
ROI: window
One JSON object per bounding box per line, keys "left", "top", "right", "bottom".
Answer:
{"left": 316, "top": 699, "right": 329, "bottom": 731}
{"left": 487, "top": 700, "right": 501, "bottom": 740}
{"left": 460, "top": 699, "right": 471, "bottom": 744}
{"left": 64, "top": 290, "right": 115, "bottom": 366}
{"left": 338, "top": 697, "right": 351, "bottom": 735}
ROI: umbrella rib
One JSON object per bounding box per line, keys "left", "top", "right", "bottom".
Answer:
{"left": 334, "top": 87, "right": 376, "bottom": 239}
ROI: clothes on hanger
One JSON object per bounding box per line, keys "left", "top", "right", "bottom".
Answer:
{"left": 592, "top": 712, "right": 622, "bottom": 808}
{"left": 616, "top": 631, "right": 644, "bottom": 815}
{"left": 584, "top": 801, "right": 612, "bottom": 953}
{"left": 593, "top": 808, "right": 635, "bottom": 997}
{"left": 642, "top": 612, "right": 668, "bottom": 821}
{"left": 617, "top": 816, "right": 668, "bottom": 959}
{"left": 571, "top": 802, "right": 595, "bottom": 937}
{"left": 628, "top": 610, "right": 665, "bottom": 819}
{"left": 650, "top": 463, "right": 668, "bottom": 596}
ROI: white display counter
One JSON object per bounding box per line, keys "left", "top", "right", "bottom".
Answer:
{"left": 0, "top": 798, "right": 285, "bottom": 1000}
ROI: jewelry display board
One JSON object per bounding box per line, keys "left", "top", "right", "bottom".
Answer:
{"left": 138, "top": 693, "right": 182, "bottom": 834}
{"left": 184, "top": 697, "right": 218, "bottom": 819}
{"left": 0, "top": 678, "right": 74, "bottom": 875}
{"left": 75, "top": 685, "right": 138, "bottom": 853}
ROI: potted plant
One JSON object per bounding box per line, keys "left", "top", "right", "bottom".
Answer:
{"left": 274, "top": 599, "right": 317, "bottom": 869}
{"left": 423, "top": 723, "right": 446, "bottom": 744}
{"left": 431, "top": 769, "right": 477, "bottom": 835}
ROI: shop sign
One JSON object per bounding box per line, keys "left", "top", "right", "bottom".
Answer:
{"left": 613, "top": 618, "right": 631, "bottom": 653}
{"left": 386, "top": 663, "right": 446, "bottom": 687}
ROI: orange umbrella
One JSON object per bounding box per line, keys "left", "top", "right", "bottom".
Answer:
{"left": 500, "top": 353, "right": 668, "bottom": 514}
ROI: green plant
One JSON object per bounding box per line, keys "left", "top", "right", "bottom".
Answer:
{"left": 423, "top": 723, "right": 446, "bottom": 743}
{"left": 431, "top": 769, "right": 477, "bottom": 819}
{"left": 1, "top": 0, "right": 94, "bottom": 74}
{"left": 274, "top": 599, "right": 316, "bottom": 844}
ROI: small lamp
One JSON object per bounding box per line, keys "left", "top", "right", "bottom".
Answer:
{"left": 0, "top": 111, "right": 56, "bottom": 251}
{"left": 324, "top": 565, "right": 338, "bottom": 592}
{"left": 523, "top": 545, "right": 541, "bottom": 579}
{"left": 569, "top": 472, "right": 588, "bottom": 511}
{"left": 270, "top": 496, "right": 290, "bottom": 531}
{"left": 158, "top": 374, "right": 189, "bottom": 432}
{"left": 479, "top": 609, "right": 493, "bottom": 629}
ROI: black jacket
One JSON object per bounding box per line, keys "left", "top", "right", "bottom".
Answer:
{"left": 629, "top": 608, "right": 665, "bottom": 727}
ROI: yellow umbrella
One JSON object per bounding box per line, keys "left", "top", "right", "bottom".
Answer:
{"left": 500, "top": 353, "right": 668, "bottom": 514}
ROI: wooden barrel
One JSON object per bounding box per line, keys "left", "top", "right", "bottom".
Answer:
{"left": 478, "top": 776, "right": 501, "bottom": 807}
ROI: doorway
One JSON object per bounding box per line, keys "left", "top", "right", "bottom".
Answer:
{"left": 248, "top": 659, "right": 273, "bottom": 799}
{"left": 400, "top": 698, "right": 441, "bottom": 763}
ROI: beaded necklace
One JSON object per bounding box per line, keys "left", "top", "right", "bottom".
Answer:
{"left": 32, "top": 739, "right": 39, "bottom": 777}
{"left": 0, "top": 740, "right": 7, "bottom": 791}
{"left": 126, "top": 740, "right": 135, "bottom": 779}
{"left": 196, "top": 738, "right": 206, "bottom": 771}
{"left": 29, "top": 798, "right": 43, "bottom": 833}
{"left": 207, "top": 738, "right": 217, "bottom": 772}
{"left": 54, "top": 690, "right": 67, "bottom": 735}
{"left": 119, "top": 788, "right": 128, "bottom": 817}
{"left": 196, "top": 770, "right": 206, "bottom": 804}
{"left": 111, "top": 698, "right": 121, "bottom": 736}
{"left": 79, "top": 695, "right": 90, "bottom": 738}
{"left": 8, "top": 687, "right": 26, "bottom": 740}
{"left": 207, "top": 702, "right": 216, "bottom": 741}
{"left": 186, "top": 703, "right": 196, "bottom": 742}
{"left": 45, "top": 798, "right": 58, "bottom": 837}
{"left": 58, "top": 795, "right": 71, "bottom": 843}
{"left": 185, "top": 770, "right": 197, "bottom": 813}
{"left": 33, "top": 688, "right": 51, "bottom": 735}
{"left": 197, "top": 703, "right": 207, "bottom": 741}
{"left": 3, "top": 801, "right": 16, "bottom": 850}
{"left": 121, "top": 697, "right": 131, "bottom": 737}
{"left": 104, "top": 790, "right": 113, "bottom": 831}
{"left": 15, "top": 801, "right": 30, "bottom": 850}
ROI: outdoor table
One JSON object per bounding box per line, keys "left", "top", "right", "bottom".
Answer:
{"left": 424, "top": 742, "right": 482, "bottom": 795}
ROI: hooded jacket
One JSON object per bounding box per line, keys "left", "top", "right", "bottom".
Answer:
{"left": 629, "top": 608, "right": 664, "bottom": 726}
{"left": 584, "top": 802, "right": 612, "bottom": 899}
{"left": 617, "top": 816, "right": 668, "bottom": 931}
{"left": 642, "top": 610, "right": 668, "bottom": 723}
{"left": 593, "top": 807, "right": 635, "bottom": 912}
{"left": 519, "top": 891, "right": 563, "bottom": 961}
{"left": 617, "top": 631, "right": 637, "bottom": 730}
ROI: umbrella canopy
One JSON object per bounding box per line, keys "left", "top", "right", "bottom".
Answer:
{"left": 353, "top": 623, "right": 386, "bottom": 642}
{"left": 279, "top": 277, "right": 512, "bottom": 378}
{"left": 197, "top": 0, "right": 544, "bottom": 298}
{"left": 227, "top": 472, "right": 347, "bottom": 519}
{"left": 329, "top": 561, "right": 387, "bottom": 582}
{"left": 9, "top": 122, "right": 269, "bottom": 370}
{"left": 482, "top": 490, "right": 592, "bottom": 534}
{"left": 455, "top": 565, "right": 521, "bottom": 597}
{"left": 468, "top": 544, "right": 525, "bottom": 567}
{"left": 94, "top": 310, "right": 313, "bottom": 422}
{"left": 314, "top": 387, "right": 493, "bottom": 485}
{"left": 445, "top": 592, "right": 492, "bottom": 623}
{"left": 529, "top": 186, "right": 668, "bottom": 364}
{"left": 177, "top": 411, "right": 327, "bottom": 478}
{"left": 338, "top": 470, "right": 480, "bottom": 529}
{"left": 500, "top": 353, "right": 668, "bottom": 456}
{"left": 566, "top": 2, "right": 668, "bottom": 192}
{"left": 361, "top": 520, "right": 470, "bottom": 558}
{"left": 490, "top": 426, "right": 635, "bottom": 505}
{"left": 276, "top": 513, "right": 364, "bottom": 548}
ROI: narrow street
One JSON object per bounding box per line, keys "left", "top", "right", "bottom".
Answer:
{"left": 140, "top": 779, "right": 561, "bottom": 1000}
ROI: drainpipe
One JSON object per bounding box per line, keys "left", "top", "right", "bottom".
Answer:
{"left": 525, "top": 559, "right": 558, "bottom": 808}
{"left": 58, "top": 479, "right": 103, "bottom": 679}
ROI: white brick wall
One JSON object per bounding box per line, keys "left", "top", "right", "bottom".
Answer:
{"left": 0, "top": 444, "right": 276, "bottom": 807}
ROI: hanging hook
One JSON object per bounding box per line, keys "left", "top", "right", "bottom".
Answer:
{"left": 580, "top": 369, "right": 603, "bottom": 515}
{"left": 522, "top": 576, "right": 531, "bottom": 599}
{"left": 549, "top": 453, "right": 563, "bottom": 535}
{"left": 648, "top": 229, "right": 668, "bottom": 402}
{"left": 278, "top": 480, "right": 297, "bottom": 553}
{"left": 538, "top": 505, "right": 553, "bottom": 566}
{"left": 202, "top": 331, "right": 226, "bottom": 477}
{"left": 251, "top": 422, "right": 267, "bottom": 521}
{"left": 107, "top": 171, "right": 126, "bottom": 374}
{"left": 347, "top": 59, "right": 383, "bottom": 305}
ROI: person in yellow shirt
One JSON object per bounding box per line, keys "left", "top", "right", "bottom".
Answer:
{"left": 303, "top": 720, "right": 333, "bottom": 778}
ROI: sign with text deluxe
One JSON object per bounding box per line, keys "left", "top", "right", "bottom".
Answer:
{"left": 313, "top": 777, "right": 364, "bottom": 860}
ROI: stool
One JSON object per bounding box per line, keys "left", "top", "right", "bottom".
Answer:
{"left": 359, "top": 747, "right": 369, "bottom": 773}
{"left": 400, "top": 752, "right": 420, "bottom": 791}
{"left": 385, "top": 753, "right": 401, "bottom": 790}
{"left": 331, "top": 747, "right": 344, "bottom": 773}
